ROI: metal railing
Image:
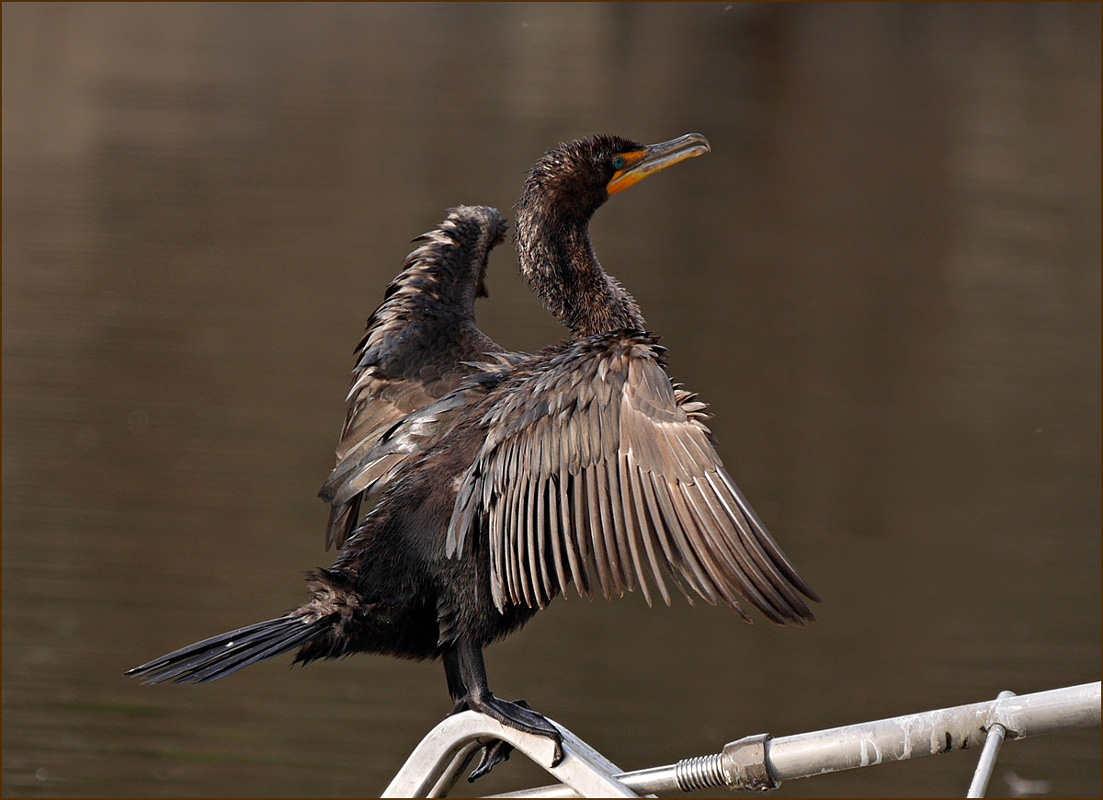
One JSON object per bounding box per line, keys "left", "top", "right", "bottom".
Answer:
{"left": 381, "top": 681, "right": 1100, "bottom": 798}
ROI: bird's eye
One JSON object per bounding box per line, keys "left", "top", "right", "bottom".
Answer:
{"left": 612, "top": 156, "right": 626, "bottom": 170}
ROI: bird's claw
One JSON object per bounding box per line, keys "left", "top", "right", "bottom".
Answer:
{"left": 467, "top": 738, "right": 514, "bottom": 782}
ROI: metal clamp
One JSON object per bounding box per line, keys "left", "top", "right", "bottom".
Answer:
{"left": 721, "top": 733, "right": 779, "bottom": 791}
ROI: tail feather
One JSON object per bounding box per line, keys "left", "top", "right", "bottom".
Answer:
{"left": 126, "top": 615, "right": 323, "bottom": 685}
{"left": 157, "top": 619, "right": 290, "bottom": 677}
{"left": 184, "top": 623, "right": 319, "bottom": 685}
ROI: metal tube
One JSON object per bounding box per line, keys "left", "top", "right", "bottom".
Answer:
{"left": 767, "top": 682, "right": 1099, "bottom": 781}
{"left": 965, "top": 692, "right": 1012, "bottom": 798}
{"left": 966, "top": 723, "right": 1006, "bottom": 798}
{"left": 490, "top": 682, "right": 1100, "bottom": 798}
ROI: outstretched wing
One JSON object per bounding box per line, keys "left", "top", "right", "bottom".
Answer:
{"left": 447, "top": 334, "right": 818, "bottom": 624}
{"left": 320, "top": 209, "right": 508, "bottom": 549}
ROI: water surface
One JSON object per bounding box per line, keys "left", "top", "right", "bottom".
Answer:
{"left": 3, "top": 4, "right": 1099, "bottom": 797}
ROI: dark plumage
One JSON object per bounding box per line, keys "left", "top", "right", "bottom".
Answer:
{"left": 128, "top": 133, "right": 818, "bottom": 781}
{"left": 319, "top": 205, "right": 509, "bottom": 549}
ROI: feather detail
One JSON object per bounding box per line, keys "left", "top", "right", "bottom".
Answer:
{"left": 447, "top": 330, "right": 816, "bottom": 625}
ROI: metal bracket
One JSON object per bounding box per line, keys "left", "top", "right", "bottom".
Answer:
{"left": 381, "top": 710, "right": 637, "bottom": 798}
{"left": 722, "top": 733, "right": 779, "bottom": 791}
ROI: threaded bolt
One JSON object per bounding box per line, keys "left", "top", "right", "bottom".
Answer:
{"left": 676, "top": 753, "right": 725, "bottom": 792}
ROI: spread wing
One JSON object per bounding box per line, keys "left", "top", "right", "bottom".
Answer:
{"left": 447, "top": 335, "right": 818, "bottom": 624}
{"left": 319, "top": 208, "right": 508, "bottom": 550}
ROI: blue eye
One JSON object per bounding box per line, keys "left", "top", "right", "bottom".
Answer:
{"left": 612, "top": 156, "right": 626, "bottom": 170}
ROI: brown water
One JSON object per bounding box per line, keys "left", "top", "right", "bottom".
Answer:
{"left": 2, "top": 4, "right": 1099, "bottom": 797}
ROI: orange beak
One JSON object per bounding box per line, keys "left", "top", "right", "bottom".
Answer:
{"left": 606, "top": 133, "right": 711, "bottom": 196}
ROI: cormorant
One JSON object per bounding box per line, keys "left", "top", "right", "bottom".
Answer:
{"left": 127, "top": 133, "right": 819, "bottom": 781}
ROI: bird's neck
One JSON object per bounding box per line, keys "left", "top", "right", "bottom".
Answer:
{"left": 517, "top": 205, "right": 646, "bottom": 338}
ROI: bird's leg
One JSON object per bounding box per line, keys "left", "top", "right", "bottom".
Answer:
{"left": 453, "top": 639, "right": 563, "bottom": 781}
{"left": 444, "top": 648, "right": 467, "bottom": 713}
{"left": 444, "top": 645, "right": 517, "bottom": 781}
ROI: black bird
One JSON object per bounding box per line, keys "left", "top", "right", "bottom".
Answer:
{"left": 128, "top": 133, "right": 819, "bottom": 780}
{"left": 318, "top": 205, "right": 512, "bottom": 550}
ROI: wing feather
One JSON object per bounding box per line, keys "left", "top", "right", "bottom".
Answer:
{"left": 715, "top": 468, "right": 821, "bottom": 602}
{"left": 551, "top": 471, "right": 570, "bottom": 596}
{"left": 618, "top": 451, "right": 651, "bottom": 605}
{"left": 664, "top": 476, "right": 733, "bottom": 606}
{"left": 634, "top": 455, "right": 691, "bottom": 603}
{"left": 646, "top": 467, "right": 719, "bottom": 604}
{"left": 596, "top": 460, "right": 626, "bottom": 596}
{"left": 567, "top": 471, "right": 590, "bottom": 597}
{"left": 622, "top": 452, "right": 661, "bottom": 603}
{"left": 681, "top": 478, "right": 777, "bottom": 621}
{"left": 489, "top": 496, "right": 505, "bottom": 606}
{"left": 583, "top": 467, "right": 612, "bottom": 599}
{"left": 534, "top": 472, "right": 551, "bottom": 606}
{"left": 504, "top": 463, "right": 522, "bottom": 607}
{"left": 524, "top": 474, "right": 541, "bottom": 608}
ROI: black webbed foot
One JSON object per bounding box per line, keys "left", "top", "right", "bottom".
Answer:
{"left": 464, "top": 699, "right": 539, "bottom": 782}
{"left": 465, "top": 693, "right": 563, "bottom": 768}
{"left": 443, "top": 640, "right": 564, "bottom": 781}
{"left": 448, "top": 697, "right": 523, "bottom": 781}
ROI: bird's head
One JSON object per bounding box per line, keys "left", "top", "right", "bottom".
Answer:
{"left": 515, "top": 132, "right": 711, "bottom": 336}
{"left": 518, "top": 133, "right": 711, "bottom": 223}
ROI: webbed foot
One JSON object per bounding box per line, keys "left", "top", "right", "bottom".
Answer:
{"left": 465, "top": 694, "right": 563, "bottom": 769}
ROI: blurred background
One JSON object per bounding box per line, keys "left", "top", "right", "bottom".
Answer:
{"left": 3, "top": 3, "right": 1099, "bottom": 797}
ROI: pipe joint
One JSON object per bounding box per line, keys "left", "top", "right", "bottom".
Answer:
{"left": 721, "top": 733, "right": 779, "bottom": 791}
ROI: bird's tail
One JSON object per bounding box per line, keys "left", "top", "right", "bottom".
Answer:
{"left": 126, "top": 614, "right": 325, "bottom": 685}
